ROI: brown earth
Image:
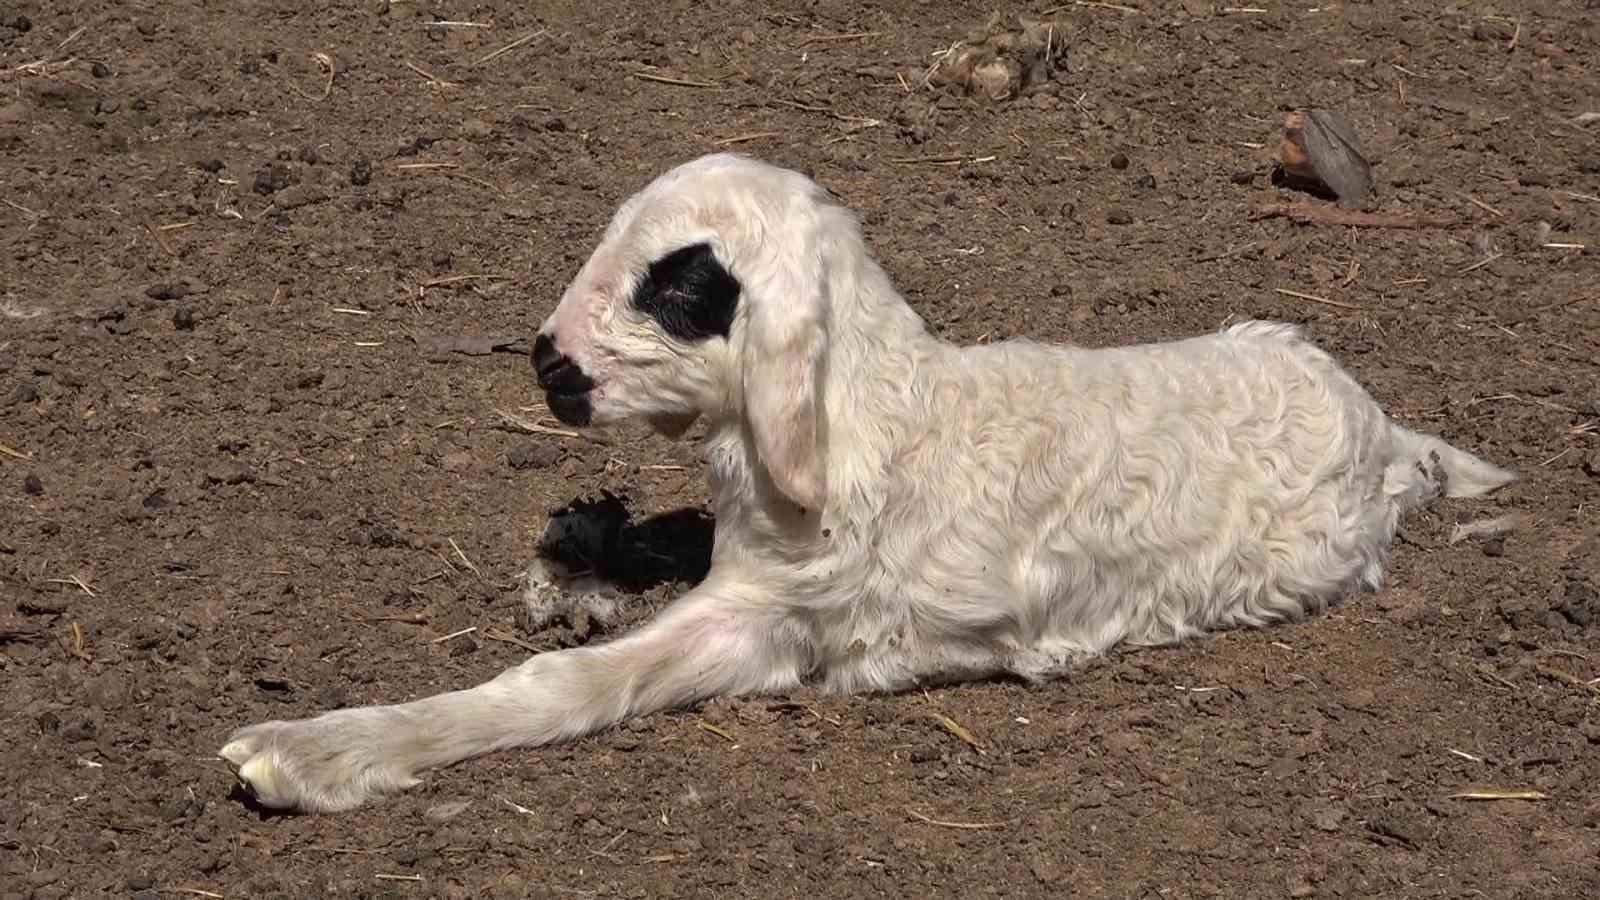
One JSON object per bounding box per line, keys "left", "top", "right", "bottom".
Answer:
{"left": 3, "top": 1, "right": 1599, "bottom": 897}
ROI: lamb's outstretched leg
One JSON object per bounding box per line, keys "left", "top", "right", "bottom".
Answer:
{"left": 219, "top": 578, "right": 805, "bottom": 812}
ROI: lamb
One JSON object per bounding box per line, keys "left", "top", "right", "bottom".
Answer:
{"left": 219, "top": 153, "right": 1514, "bottom": 812}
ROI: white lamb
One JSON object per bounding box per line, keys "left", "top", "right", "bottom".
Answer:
{"left": 219, "top": 153, "right": 1514, "bottom": 812}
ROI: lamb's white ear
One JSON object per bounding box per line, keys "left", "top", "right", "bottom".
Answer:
{"left": 740, "top": 243, "right": 828, "bottom": 512}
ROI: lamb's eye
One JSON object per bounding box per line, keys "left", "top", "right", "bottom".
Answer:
{"left": 630, "top": 243, "right": 740, "bottom": 341}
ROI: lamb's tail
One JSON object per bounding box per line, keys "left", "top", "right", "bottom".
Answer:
{"left": 1384, "top": 424, "right": 1516, "bottom": 507}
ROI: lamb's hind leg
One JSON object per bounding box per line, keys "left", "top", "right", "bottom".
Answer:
{"left": 219, "top": 577, "right": 807, "bottom": 812}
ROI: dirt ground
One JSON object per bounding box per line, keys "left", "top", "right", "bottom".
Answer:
{"left": 3, "top": 1, "right": 1598, "bottom": 897}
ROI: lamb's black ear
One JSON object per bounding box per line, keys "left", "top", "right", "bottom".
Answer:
{"left": 631, "top": 243, "right": 740, "bottom": 342}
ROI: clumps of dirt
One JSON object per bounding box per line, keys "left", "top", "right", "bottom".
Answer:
{"left": 927, "top": 14, "right": 1067, "bottom": 102}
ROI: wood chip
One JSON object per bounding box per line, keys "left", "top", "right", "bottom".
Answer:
{"left": 1449, "top": 789, "right": 1548, "bottom": 801}
{"left": 629, "top": 70, "right": 720, "bottom": 88}
{"left": 930, "top": 712, "right": 987, "bottom": 754}
{"left": 906, "top": 808, "right": 1007, "bottom": 829}
{"left": 1278, "top": 109, "right": 1374, "bottom": 208}
{"left": 1250, "top": 202, "right": 1460, "bottom": 229}
{"left": 1273, "top": 287, "right": 1367, "bottom": 311}
{"left": 697, "top": 721, "right": 737, "bottom": 743}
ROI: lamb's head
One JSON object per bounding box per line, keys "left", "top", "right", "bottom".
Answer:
{"left": 535, "top": 153, "right": 842, "bottom": 510}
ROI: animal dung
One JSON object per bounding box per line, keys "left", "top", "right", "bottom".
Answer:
{"left": 927, "top": 14, "right": 1067, "bottom": 102}
{"left": 1275, "top": 109, "right": 1376, "bottom": 209}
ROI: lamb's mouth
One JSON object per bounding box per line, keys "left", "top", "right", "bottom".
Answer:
{"left": 544, "top": 389, "right": 593, "bottom": 427}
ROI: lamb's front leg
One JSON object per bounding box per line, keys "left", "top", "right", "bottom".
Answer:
{"left": 219, "top": 577, "right": 806, "bottom": 812}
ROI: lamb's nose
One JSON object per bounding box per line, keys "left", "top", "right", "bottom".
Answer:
{"left": 532, "top": 333, "right": 596, "bottom": 394}
{"left": 532, "top": 333, "right": 564, "bottom": 382}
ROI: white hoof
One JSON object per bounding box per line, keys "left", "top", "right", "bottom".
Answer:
{"left": 218, "top": 709, "right": 419, "bottom": 812}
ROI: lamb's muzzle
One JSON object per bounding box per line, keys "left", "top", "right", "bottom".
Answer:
{"left": 219, "top": 152, "right": 1515, "bottom": 813}
{"left": 531, "top": 332, "right": 595, "bottom": 426}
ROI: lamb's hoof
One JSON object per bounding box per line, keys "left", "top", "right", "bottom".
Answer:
{"left": 219, "top": 710, "right": 419, "bottom": 813}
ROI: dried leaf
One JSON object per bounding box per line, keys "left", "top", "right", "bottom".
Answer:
{"left": 418, "top": 334, "right": 529, "bottom": 357}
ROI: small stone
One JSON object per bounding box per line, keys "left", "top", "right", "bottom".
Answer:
{"left": 297, "top": 144, "right": 320, "bottom": 165}
{"left": 91, "top": 61, "right": 111, "bottom": 78}
{"left": 507, "top": 443, "right": 560, "bottom": 471}
{"left": 159, "top": 794, "right": 190, "bottom": 821}
{"left": 1231, "top": 169, "right": 1256, "bottom": 185}
{"left": 1582, "top": 451, "right": 1600, "bottom": 479}
{"left": 1481, "top": 536, "right": 1505, "bottom": 557}
{"left": 8, "top": 381, "right": 39, "bottom": 405}
{"left": 145, "top": 282, "right": 190, "bottom": 300}
{"left": 274, "top": 183, "right": 328, "bottom": 210}
{"left": 62, "top": 717, "right": 98, "bottom": 742}
{"left": 442, "top": 450, "right": 473, "bottom": 473}
{"left": 173, "top": 305, "right": 195, "bottom": 331}
{"left": 1472, "top": 22, "right": 1513, "bottom": 42}
{"left": 198, "top": 158, "right": 224, "bottom": 173}
{"left": 1106, "top": 209, "right": 1133, "bottom": 225}
{"left": 1029, "top": 855, "right": 1065, "bottom": 885}
{"left": 1342, "top": 687, "right": 1377, "bottom": 711}
{"left": 349, "top": 158, "right": 372, "bottom": 186}
{"left": 424, "top": 800, "right": 472, "bottom": 823}
{"left": 1308, "top": 803, "right": 1346, "bottom": 832}
{"left": 253, "top": 163, "right": 291, "bottom": 195}
{"left": 23, "top": 473, "right": 43, "bottom": 495}
{"left": 1110, "top": 152, "right": 1129, "bottom": 170}
{"left": 1133, "top": 173, "right": 1157, "bottom": 191}
{"left": 1582, "top": 799, "right": 1600, "bottom": 828}
{"left": 543, "top": 117, "right": 567, "bottom": 133}
{"left": 18, "top": 595, "right": 66, "bottom": 615}
{"left": 214, "top": 466, "right": 255, "bottom": 486}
